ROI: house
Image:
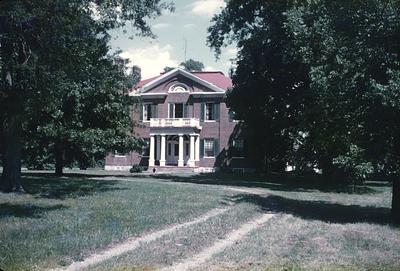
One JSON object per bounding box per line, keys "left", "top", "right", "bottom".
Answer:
{"left": 105, "top": 68, "right": 255, "bottom": 172}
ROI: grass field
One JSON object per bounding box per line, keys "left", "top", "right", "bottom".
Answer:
{"left": 0, "top": 171, "right": 399, "bottom": 271}
{"left": 0, "top": 174, "right": 226, "bottom": 270}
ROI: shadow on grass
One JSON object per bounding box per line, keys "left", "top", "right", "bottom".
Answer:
{"left": 151, "top": 173, "right": 383, "bottom": 195}
{"left": 227, "top": 193, "right": 393, "bottom": 225}
{"left": 0, "top": 203, "right": 66, "bottom": 218}
{"left": 21, "top": 175, "right": 126, "bottom": 200}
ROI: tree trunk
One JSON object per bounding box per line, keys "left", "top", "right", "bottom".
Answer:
{"left": 392, "top": 176, "right": 400, "bottom": 224}
{"left": 0, "top": 35, "right": 24, "bottom": 193}
{"left": 54, "top": 142, "right": 64, "bottom": 176}
{"left": 1, "top": 107, "right": 24, "bottom": 192}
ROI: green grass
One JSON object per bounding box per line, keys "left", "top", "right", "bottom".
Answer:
{"left": 0, "top": 175, "right": 226, "bottom": 271}
{"left": 0, "top": 171, "right": 399, "bottom": 271}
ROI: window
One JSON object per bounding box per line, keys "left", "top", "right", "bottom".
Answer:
{"left": 232, "top": 139, "right": 245, "bottom": 157}
{"left": 168, "top": 143, "right": 171, "bottom": 155}
{"left": 204, "top": 139, "right": 215, "bottom": 157}
{"left": 202, "top": 103, "right": 219, "bottom": 121}
{"left": 186, "top": 143, "right": 189, "bottom": 156}
{"left": 142, "top": 104, "right": 157, "bottom": 121}
{"left": 168, "top": 84, "right": 189, "bottom": 93}
{"left": 205, "top": 104, "right": 214, "bottom": 121}
{"left": 141, "top": 138, "right": 150, "bottom": 157}
{"left": 169, "top": 103, "right": 188, "bottom": 118}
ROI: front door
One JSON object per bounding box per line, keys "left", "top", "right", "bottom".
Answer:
{"left": 166, "top": 141, "right": 179, "bottom": 165}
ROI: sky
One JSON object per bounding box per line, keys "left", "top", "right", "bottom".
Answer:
{"left": 109, "top": 0, "right": 237, "bottom": 79}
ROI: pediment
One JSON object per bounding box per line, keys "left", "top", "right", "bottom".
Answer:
{"left": 139, "top": 68, "right": 226, "bottom": 95}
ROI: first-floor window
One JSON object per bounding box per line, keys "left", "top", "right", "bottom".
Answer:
{"left": 204, "top": 139, "right": 215, "bottom": 157}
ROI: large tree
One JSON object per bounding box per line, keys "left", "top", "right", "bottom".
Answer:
{"left": 207, "top": 1, "right": 309, "bottom": 172}
{"left": 208, "top": 0, "right": 400, "bottom": 221}
{"left": 285, "top": 0, "right": 400, "bottom": 220}
{"left": 0, "top": 0, "right": 173, "bottom": 190}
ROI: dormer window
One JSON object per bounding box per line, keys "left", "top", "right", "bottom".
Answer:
{"left": 168, "top": 84, "right": 189, "bottom": 93}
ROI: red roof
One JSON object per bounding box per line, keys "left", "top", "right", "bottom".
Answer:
{"left": 131, "top": 70, "right": 232, "bottom": 91}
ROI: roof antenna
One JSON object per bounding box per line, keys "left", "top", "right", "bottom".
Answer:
{"left": 183, "top": 38, "right": 187, "bottom": 62}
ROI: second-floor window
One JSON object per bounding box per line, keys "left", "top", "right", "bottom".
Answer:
{"left": 169, "top": 103, "right": 188, "bottom": 118}
{"left": 142, "top": 104, "right": 157, "bottom": 121}
{"left": 201, "top": 103, "right": 220, "bottom": 121}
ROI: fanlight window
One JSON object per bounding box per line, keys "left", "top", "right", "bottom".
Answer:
{"left": 168, "top": 84, "right": 189, "bottom": 93}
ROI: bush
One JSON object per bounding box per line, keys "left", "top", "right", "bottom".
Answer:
{"left": 333, "top": 144, "right": 374, "bottom": 184}
{"left": 130, "top": 165, "right": 147, "bottom": 173}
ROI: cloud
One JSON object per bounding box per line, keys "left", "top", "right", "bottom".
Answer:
{"left": 152, "top": 23, "right": 170, "bottom": 29}
{"left": 204, "top": 66, "right": 216, "bottom": 71}
{"left": 225, "top": 47, "right": 238, "bottom": 57}
{"left": 183, "top": 24, "right": 196, "bottom": 29}
{"left": 189, "top": 0, "right": 226, "bottom": 17}
{"left": 120, "top": 44, "right": 179, "bottom": 78}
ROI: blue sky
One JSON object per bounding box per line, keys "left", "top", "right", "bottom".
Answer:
{"left": 109, "top": 0, "right": 236, "bottom": 79}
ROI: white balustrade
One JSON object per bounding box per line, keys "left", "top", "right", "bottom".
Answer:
{"left": 149, "top": 118, "right": 201, "bottom": 128}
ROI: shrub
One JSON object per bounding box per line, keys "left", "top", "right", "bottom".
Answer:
{"left": 130, "top": 165, "right": 147, "bottom": 173}
{"left": 333, "top": 144, "right": 374, "bottom": 184}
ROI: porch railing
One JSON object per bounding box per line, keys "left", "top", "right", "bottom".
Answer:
{"left": 150, "top": 118, "right": 201, "bottom": 129}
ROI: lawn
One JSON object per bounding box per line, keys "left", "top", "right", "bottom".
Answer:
{"left": 0, "top": 171, "right": 399, "bottom": 271}
{"left": 0, "top": 174, "right": 226, "bottom": 271}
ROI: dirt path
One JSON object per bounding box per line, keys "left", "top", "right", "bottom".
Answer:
{"left": 51, "top": 207, "right": 230, "bottom": 271}
{"left": 160, "top": 213, "right": 275, "bottom": 271}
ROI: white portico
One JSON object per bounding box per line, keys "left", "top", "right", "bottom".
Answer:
{"left": 148, "top": 118, "right": 201, "bottom": 167}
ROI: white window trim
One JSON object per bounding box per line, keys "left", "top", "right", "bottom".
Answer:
{"left": 142, "top": 103, "right": 151, "bottom": 122}
{"left": 169, "top": 103, "right": 186, "bottom": 119}
{"left": 203, "top": 139, "right": 215, "bottom": 158}
{"left": 168, "top": 83, "right": 189, "bottom": 93}
{"left": 204, "top": 103, "right": 217, "bottom": 122}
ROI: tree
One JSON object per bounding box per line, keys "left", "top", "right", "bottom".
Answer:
{"left": 0, "top": 0, "right": 173, "bottom": 190}
{"left": 208, "top": 0, "right": 400, "bottom": 222}
{"left": 163, "top": 66, "right": 175, "bottom": 73}
{"left": 207, "top": 1, "right": 309, "bottom": 172}
{"left": 285, "top": 0, "right": 400, "bottom": 221}
{"left": 180, "top": 59, "right": 204, "bottom": 71}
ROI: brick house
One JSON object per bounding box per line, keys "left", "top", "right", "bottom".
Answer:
{"left": 105, "top": 68, "right": 255, "bottom": 172}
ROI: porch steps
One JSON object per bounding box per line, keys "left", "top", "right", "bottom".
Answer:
{"left": 148, "top": 166, "right": 197, "bottom": 174}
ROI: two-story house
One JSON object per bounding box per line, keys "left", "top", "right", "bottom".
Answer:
{"left": 105, "top": 68, "right": 254, "bottom": 172}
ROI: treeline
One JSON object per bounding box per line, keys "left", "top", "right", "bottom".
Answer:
{"left": 207, "top": 0, "right": 400, "bottom": 221}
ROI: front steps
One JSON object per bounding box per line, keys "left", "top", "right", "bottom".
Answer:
{"left": 148, "top": 166, "right": 196, "bottom": 174}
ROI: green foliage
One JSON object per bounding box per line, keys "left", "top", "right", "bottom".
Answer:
{"left": 207, "top": 0, "right": 309, "bottom": 171}
{"left": 284, "top": 0, "right": 400, "bottom": 178}
{"left": 0, "top": 0, "right": 173, "bottom": 177}
{"left": 129, "top": 164, "right": 147, "bottom": 173}
{"left": 333, "top": 145, "right": 375, "bottom": 184}
{"left": 180, "top": 59, "right": 204, "bottom": 71}
{"left": 208, "top": 0, "right": 400, "bottom": 180}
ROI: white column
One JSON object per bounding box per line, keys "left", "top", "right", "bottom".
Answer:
{"left": 178, "top": 134, "right": 184, "bottom": 167}
{"left": 156, "top": 135, "right": 160, "bottom": 161}
{"left": 149, "top": 135, "right": 155, "bottom": 167}
{"left": 188, "top": 135, "right": 195, "bottom": 167}
{"left": 195, "top": 135, "right": 200, "bottom": 161}
{"left": 160, "top": 134, "right": 166, "bottom": 167}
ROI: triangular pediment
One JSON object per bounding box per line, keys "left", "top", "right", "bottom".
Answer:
{"left": 139, "top": 68, "right": 226, "bottom": 94}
